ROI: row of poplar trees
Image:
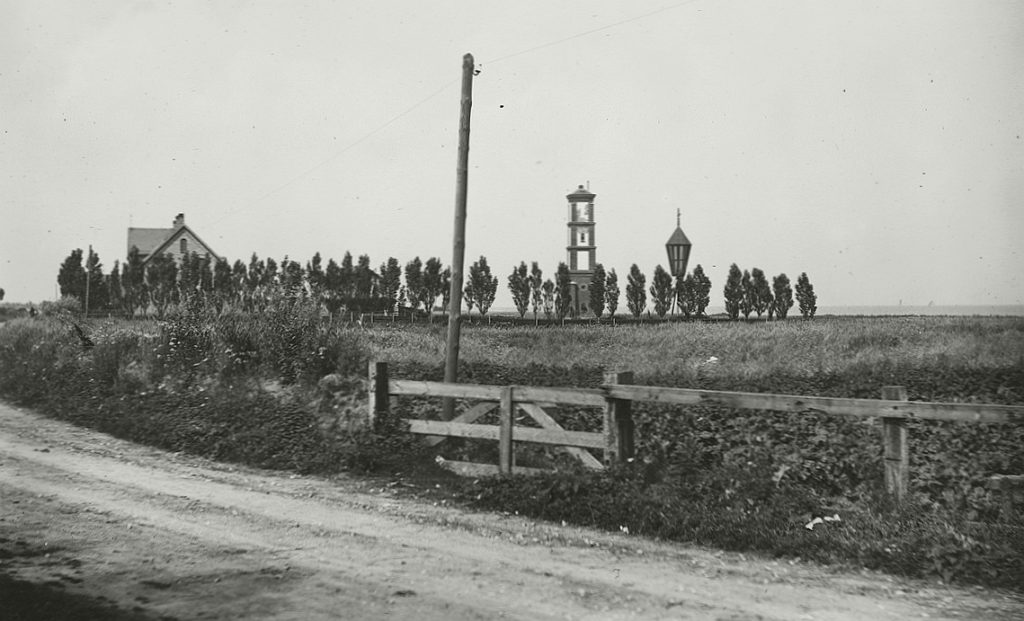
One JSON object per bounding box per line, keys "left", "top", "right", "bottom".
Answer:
{"left": 504, "top": 261, "right": 714, "bottom": 321}
{"left": 57, "top": 247, "right": 459, "bottom": 318}
{"left": 721, "top": 264, "right": 817, "bottom": 320}
{"left": 506, "top": 261, "right": 817, "bottom": 321}
{"left": 56, "top": 247, "right": 816, "bottom": 321}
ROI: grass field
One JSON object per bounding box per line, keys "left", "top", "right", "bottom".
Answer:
{"left": 1, "top": 305, "right": 1021, "bottom": 588}
{"left": 369, "top": 315, "right": 1024, "bottom": 384}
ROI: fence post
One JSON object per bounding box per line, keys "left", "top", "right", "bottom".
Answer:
{"left": 368, "top": 361, "right": 390, "bottom": 428}
{"left": 603, "top": 371, "right": 635, "bottom": 466}
{"left": 881, "top": 385, "right": 909, "bottom": 503}
{"left": 499, "top": 386, "right": 515, "bottom": 474}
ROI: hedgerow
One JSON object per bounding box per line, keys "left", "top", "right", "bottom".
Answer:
{"left": 0, "top": 297, "right": 416, "bottom": 475}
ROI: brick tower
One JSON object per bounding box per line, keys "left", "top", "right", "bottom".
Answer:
{"left": 566, "top": 184, "right": 596, "bottom": 316}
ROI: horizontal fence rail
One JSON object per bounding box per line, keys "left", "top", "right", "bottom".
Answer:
{"left": 407, "top": 420, "right": 606, "bottom": 450}
{"left": 603, "top": 385, "right": 1024, "bottom": 424}
{"left": 370, "top": 362, "right": 1024, "bottom": 500}
{"left": 387, "top": 378, "right": 1023, "bottom": 424}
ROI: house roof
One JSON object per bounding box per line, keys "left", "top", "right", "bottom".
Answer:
{"left": 127, "top": 222, "right": 220, "bottom": 263}
{"left": 152, "top": 225, "right": 220, "bottom": 262}
{"left": 127, "top": 228, "right": 174, "bottom": 257}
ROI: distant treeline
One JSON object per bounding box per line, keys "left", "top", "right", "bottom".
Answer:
{"left": 54, "top": 247, "right": 817, "bottom": 321}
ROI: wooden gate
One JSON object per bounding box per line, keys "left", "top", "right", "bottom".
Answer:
{"left": 368, "top": 362, "right": 633, "bottom": 475}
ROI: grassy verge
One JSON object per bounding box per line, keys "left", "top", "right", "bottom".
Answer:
{"left": 0, "top": 296, "right": 421, "bottom": 474}
{"left": 1, "top": 308, "right": 1021, "bottom": 589}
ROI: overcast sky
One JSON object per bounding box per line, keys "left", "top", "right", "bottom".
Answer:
{"left": 2, "top": 1, "right": 1022, "bottom": 308}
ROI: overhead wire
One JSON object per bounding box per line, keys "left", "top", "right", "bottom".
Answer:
{"left": 483, "top": 0, "right": 698, "bottom": 67}
{"left": 213, "top": 1, "right": 696, "bottom": 224}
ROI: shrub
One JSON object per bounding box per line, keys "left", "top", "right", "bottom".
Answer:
{"left": 38, "top": 296, "right": 82, "bottom": 319}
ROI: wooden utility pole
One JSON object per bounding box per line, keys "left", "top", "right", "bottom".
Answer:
{"left": 442, "top": 53, "right": 475, "bottom": 420}
{"left": 84, "top": 244, "right": 92, "bottom": 317}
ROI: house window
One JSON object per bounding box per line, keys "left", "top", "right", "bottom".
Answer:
{"left": 180, "top": 238, "right": 187, "bottom": 254}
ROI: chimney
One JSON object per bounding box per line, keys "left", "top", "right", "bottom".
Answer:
{"left": 173, "top": 213, "right": 185, "bottom": 228}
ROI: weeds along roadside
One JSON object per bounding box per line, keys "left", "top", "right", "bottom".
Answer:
{"left": 0, "top": 294, "right": 421, "bottom": 474}
{"left": 1, "top": 309, "right": 1022, "bottom": 588}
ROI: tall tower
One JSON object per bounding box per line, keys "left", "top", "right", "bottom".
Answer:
{"left": 566, "top": 184, "right": 596, "bottom": 316}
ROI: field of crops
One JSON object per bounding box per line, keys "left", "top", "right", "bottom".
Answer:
{"left": 1, "top": 304, "right": 1021, "bottom": 587}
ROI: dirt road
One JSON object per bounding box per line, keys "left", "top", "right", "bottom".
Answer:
{"left": 1, "top": 401, "right": 1021, "bottom": 620}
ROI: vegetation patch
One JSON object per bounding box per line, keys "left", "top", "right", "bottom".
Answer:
{"left": 0, "top": 296, "right": 421, "bottom": 475}
{"left": 1, "top": 311, "right": 1021, "bottom": 589}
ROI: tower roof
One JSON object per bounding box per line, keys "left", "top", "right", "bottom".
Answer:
{"left": 666, "top": 226, "right": 691, "bottom": 246}
{"left": 566, "top": 184, "right": 595, "bottom": 201}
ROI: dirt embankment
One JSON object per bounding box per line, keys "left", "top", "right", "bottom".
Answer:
{"left": 1, "top": 401, "right": 1021, "bottom": 620}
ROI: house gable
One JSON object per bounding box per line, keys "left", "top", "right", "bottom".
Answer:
{"left": 127, "top": 214, "right": 220, "bottom": 265}
{"left": 147, "top": 225, "right": 220, "bottom": 265}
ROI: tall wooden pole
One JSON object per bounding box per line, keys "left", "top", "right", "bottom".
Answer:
{"left": 442, "top": 53, "right": 474, "bottom": 420}
{"left": 84, "top": 244, "right": 92, "bottom": 317}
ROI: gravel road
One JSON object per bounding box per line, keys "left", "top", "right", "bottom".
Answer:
{"left": 1, "top": 400, "right": 1021, "bottom": 620}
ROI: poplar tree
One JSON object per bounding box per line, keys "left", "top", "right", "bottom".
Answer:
{"left": 84, "top": 250, "right": 107, "bottom": 312}
{"left": 677, "top": 272, "right": 696, "bottom": 318}
{"left": 123, "top": 246, "right": 148, "bottom": 316}
{"left": 795, "top": 272, "right": 818, "bottom": 319}
{"left": 57, "top": 248, "right": 86, "bottom": 307}
{"left": 323, "top": 258, "right": 345, "bottom": 318}
{"left": 279, "top": 256, "right": 304, "bottom": 292}
{"left": 306, "top": 252, "right": 325, "bottom": 298}
{"left": 423, "top": 257, "right": 444, "bottom": 320}
{"left": 554, "top": 262, "right": 573, "bottom": 320}
{"left": 750, "top": 267, "right": 773, "bottom": 319}
{"left": 404, "top": 257, "right": 424, "bottom": 312}
{"left": 107, "top": 260, "right": 123, "bottom": 314}
{"left": 146, "top": 253, "right": 178, "bottom": 318}
{"left": 772, "top": 273, "right": 794, "bottom": 319}
{"left": 740, "top": 269, "right": 753, "bottom": 320}
{"left": 589, "top": 263, "right": 607, "bottom": 318}
{"left": 529, "top": 262, "right": 544, "bottom": 324}
{"left": 507, "top": 261, "right": 531, "bottom": 318}
{"left": 439, "top": 267, "right": 452, "bottom": 314}
{"left": 263, "top": 257, "right": 279, "bottom": 289}
{"left": 378, "top": 257, "right": 402, "bottom": 314}
{"left": 247, "top": 254, "right": 265, "bottom": 309}
{"left": 177, "top": 253, "right": 197, "bottom": 301}
{"left": 353, "top": 254, "right": 375, "bottom": 306}
{"left": 231, "top": 259, "right": 248, "bottom": 309}
{"left": 692, "top": 264, "right": 711, "bottom": 317}
{"left": 465, "top": 256, "right": 498, "bottom": 317}
{"left": 723, "top": 263, "right": 743, "bottom": 320}
{"left": 650, "top": 264, "right": 673, "bottom": 318}
{"left": 541, "top": 279, "right": 555, "bottom": 320}
{"left": 211, "top": 258, "right": 232, "bottom": 311}
{"left": 626, "top": 264, "right": 647, "bottom": 318}
{"left": 339, "top": 252, "right": 355, "bottom": 301}
{"left": 604, "top": 268, "right": 620, "bottom": 318}
{"left": 198, "top": 255, "right": 213, "bottom": 297}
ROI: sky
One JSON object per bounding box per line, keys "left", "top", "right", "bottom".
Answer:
{"left": 2, "top": 0, "right": 1022, "bottom": 308}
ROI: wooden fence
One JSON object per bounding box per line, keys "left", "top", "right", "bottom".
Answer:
{"left": 368, "top": 362, "right": 1024, "bottom": 502}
